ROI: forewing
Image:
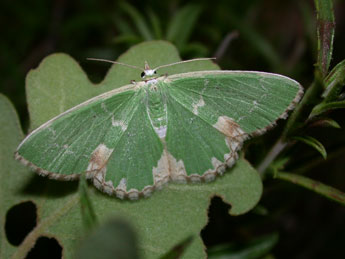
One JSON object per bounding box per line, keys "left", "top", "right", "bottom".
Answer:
{"left": 102, "top": 92, "right": 164, "bottom": 199}
{"left": 16, "top": 86, "right": 164, "bottom": 197}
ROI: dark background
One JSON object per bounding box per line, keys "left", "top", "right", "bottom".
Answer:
{"left": 1, "top": 0, "right": 345, "bottom": 258}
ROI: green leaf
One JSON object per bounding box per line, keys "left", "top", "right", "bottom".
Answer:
{"left": 79, "top": 174, "right": 98, "bottom": 230}
{"left": 325, "top": 59, "right": 345, "bottom": 85}
{"left": 1, "top": 41, "right": 262, "bottom": 258}
{"left": 166, "top": 4, "right": 202, "bottom": 49}
{"left": 208, "top": 233, "right": 279, "bottom": 259}
{"left": 323, "top": 59, "right": 345, "bottom": 101}
{"left": 294, "top": 135, "right": 327, "bottom": 159}
{"left": 119, "top": 2, "right": 153, "bottom": 40}
{"left": 147, "top": 8, "right": 162, "bottom": 39}
{"left": 314, "top": 0, "right": 335, "bottom": 76}
{"left": 251, "top": 204, "right": 269, "bottom": 216}
{"left": 0, "top": 94, "right": 27, "bottom": 257}
{"left": 308, "top": 118, "right": 341, "bottom": 129}
{"left": 113, "top": 34, "right": 142, "bottom": 45}
{"left": 274, "top": 172, "right": 345, "bottom": 206}
{"left": 160, "top": 236, "right": 193, "bottom": 259}
{"left": 180, "top": 42, "right": 209, "bottom": 57}
{"left": 226, "top": 11, "right": 281, "bottom": 69}
{"left": 75, "top": 218, "right": 138, "bottom": 259}
{"left": 310, "top": 100, "right": 345, "bottom": 117}
{"left": 113, "top": 16, "right": 136, "bottom": 35}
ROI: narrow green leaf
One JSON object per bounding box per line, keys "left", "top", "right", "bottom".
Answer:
{"left": 299, "top": 1, "right": 317, "bottom": 54}
{"left": 75, "top": 218, "right": 139, "bottom": 259}
{"left": 208, "top": 233, "right": 279, "bottom": 259}
{"left": 251, "top": 204, "right": 269, "bottom": 216}
{"left": 308, "top": 118, "right": 341, "bottom": 128}
{"left": 310, "top": 100, "right": 345, "bottom": 117}
{"left": 323, "top": 59, "right": 345, "bottom": 101}
{"left": 119, "top": 2, "right": 153, "bottom": 40}
{"left": 274, "top": 172, "right": 345, "bottom": 206}
{"left": 294, "top": 135, "right": 327, "bottom": 159}
{"left": 166, "top": 4, "right": 202, "bottom": 49}
{"left": 314, "top": 0, "right": 335, "bottom": 75}
{"left": 147, "top": 8, "right": 162, "bottom": 39}
{"left": 180, "top": 42, "right": 209, "bottom": 57}
{"left": 79, "top": 174, "right": 98, "bottom": 230}
{"left": 325, "top": 59, "right": 345, "bottom": 86}
{"left": 113, "top": 17, "right": 135, "bottom": 35}
{"left": 227, "top": 12, "right": 281, "bottom": 69}
{"left": 160, "top": 236, "right": 193, "bottom": 259}
{"left": 113, "top": 34, "right": 142, "bottom": 45}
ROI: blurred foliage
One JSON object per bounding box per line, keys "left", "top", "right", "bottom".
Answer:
{"left": 75, "top": 218, "right": 139, "bottom": 259}
{"left": 207, "top": 232, "right": 279, "bottom": 259}
{"left": 1, "top": 0, "right": 345, "bottom": 258}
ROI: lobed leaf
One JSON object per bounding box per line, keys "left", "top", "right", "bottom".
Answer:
{"left": 75, "top": 218, "right": 138, "bottom": 259}
{"left": 159, "top": 236, "right": 193, "bottom": 259}
{"left": 2, "top": 41, "right": 263, "bottom": 258}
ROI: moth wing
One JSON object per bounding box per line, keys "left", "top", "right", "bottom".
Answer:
{"left": 16, "top": 85, "right": 164, "bottom": 199}
{"left": 163, "top": 71, "right": 302, "bottom": 179}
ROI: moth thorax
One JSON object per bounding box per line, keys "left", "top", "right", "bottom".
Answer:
{"left": 146, "top": 87, "right": 168, "bottom": 138}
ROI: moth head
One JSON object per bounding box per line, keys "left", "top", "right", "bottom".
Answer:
{"left": 141, "top": 61, "right": 157, "bottom": 79}
{"left": 141, "top": 70, "right": 157, "bottom": 79}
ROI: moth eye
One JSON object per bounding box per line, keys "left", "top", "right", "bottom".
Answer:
{"left": 154, "top": 71, "right": 157, "bottom": 74}
{"left": 141, "top": 72, "right": 145, "bottom": 78}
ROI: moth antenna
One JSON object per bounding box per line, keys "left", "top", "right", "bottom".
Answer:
{"left": 153, "top": 57, "right": 216, "bottom": 71}
{"left": 144, "top": 61, "right": 151, "bottom": 70}
{"left": 87, "top": 58, "right": 144, "bottom": 71}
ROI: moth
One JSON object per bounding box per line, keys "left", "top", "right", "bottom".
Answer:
{"left": 15, "top": 58, "right": 303, "bottom": 200}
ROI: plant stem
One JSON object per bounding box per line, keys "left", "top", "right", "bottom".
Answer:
{"left": 274, "top": 171, "right": 345, "bottom": 206}
{"left": 257, "top": 138, "right": 287, "bottom": 175}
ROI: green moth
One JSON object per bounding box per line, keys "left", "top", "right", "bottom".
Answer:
{"left": 15, "top": 58, "right": 303, "bottom": 200}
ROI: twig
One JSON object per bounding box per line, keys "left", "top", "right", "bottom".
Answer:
{"left": 274, "top": 171, "right": 345, "bottom": 205}
{"left": 257, "top": 138, "right": 287, "bottom": 175}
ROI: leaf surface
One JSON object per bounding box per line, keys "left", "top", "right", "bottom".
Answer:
{"left": 1, "top": 41, "right": 263, "bottom": 258}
